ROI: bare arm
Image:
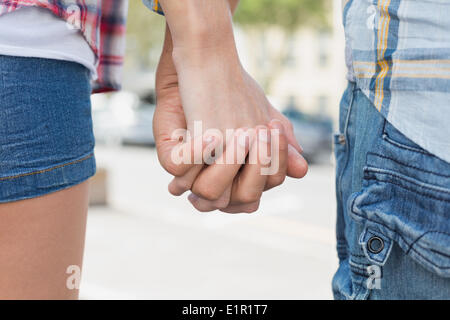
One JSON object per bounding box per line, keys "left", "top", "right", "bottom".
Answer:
{"left": 154, "top": 0, "right": 307, "bottom": 213}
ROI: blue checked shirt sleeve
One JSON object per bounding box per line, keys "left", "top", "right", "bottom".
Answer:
{"left": 142, "top": 0, "right": 164, "bottom": 15}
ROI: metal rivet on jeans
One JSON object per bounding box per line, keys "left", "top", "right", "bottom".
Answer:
{"left": 367, "top": 236, "right": 384, "bottom": 254}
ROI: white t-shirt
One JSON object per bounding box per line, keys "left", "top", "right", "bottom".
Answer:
{"left": 0, "top": 6, "right": 97, "bottom": 79}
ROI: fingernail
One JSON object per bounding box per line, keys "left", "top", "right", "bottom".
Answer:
{"left": 188, "top": 193, "right": 199, "bottom": 202}
{"left": 288, "top": 144, "right": 302, "bottom": 157}
{"left": 298, "top": 144, "right": 303, "bottom": 153}
{"left": 289, "top": 141, "right": 303, "bottom": 154}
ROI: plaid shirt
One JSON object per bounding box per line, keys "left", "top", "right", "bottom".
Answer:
{"left": 144, "top": 0, "right": 162, "bottom": 14}
{"left": 343, "top": 0, "right": 450, "bottom": 162}
{"left": 0, "top": 0, "right": 129, "bottom": 93}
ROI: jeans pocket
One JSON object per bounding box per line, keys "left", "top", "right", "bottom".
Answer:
{"left": 348, "top": 126, "right": 450, "bottom": 277}
{"left": 382, "top": 120, "right": 431, "bottom": 155}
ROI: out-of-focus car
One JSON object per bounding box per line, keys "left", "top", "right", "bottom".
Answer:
{"left": 121, "top": 102, "right": 155, "bottom": 147}
{"left": 92, "top": 91, "right": 156, "bottom": 147}
{"left": 282, "top": 107, "right": 333, "bottom": 163}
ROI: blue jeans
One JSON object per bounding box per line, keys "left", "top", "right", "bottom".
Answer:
{"left": 0, "top": 56, "right": 96, "bottom": 203}
{"left": 332, "top": 82, "right": 450, "bottom": 299}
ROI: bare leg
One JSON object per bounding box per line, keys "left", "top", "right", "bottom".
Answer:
{"left": 0, "top": 181, "right": 90, "bottom": 300}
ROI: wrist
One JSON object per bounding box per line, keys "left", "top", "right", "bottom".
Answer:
{"left": 171, "top": 45, "right": 243, "bottom": 88}
{"left": 160, "top": 22, "right": 241, "bottom": 78}
{"left": 160, "top": 0, "right": 234, "bottom": 51}
{"left": 171, "top": 16, "right": 235, "bottom": 52}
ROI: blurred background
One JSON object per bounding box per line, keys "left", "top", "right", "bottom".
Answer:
{"left": 81, "top": 0, "right": 347, "bottom": 299}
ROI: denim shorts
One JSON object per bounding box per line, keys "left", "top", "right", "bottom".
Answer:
{"left": 333, "top": 82, "right": 450, "bottom": 299}
{"left": 0, "top": 55, "right": 96, "bottom": 203}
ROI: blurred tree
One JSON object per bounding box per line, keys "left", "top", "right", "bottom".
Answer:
{"left": 124, "top": 0, "right": 329, "bottom": 91}
{"left": 234, "top": 0, "right": 330, "bottom": 92}
{"left": 235, "top": 0, "right": 328, "bottom": 31}
{"left": 125, "top": 0, "right": 165, "bottom": 70}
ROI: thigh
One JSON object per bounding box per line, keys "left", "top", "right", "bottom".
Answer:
{"left": 0, "top": 181, "right": 89, "bottom": 300}
{"left": 0, "top": 56, "right": 96, "bottom": 299}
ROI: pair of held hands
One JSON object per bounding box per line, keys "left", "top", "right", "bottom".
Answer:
{"left": 152, "top": 26, "right": 308, "bottom": 214}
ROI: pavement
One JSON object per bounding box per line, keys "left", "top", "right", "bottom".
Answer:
{"left": 81, "top": 146, "right": 339, "bottom": 299}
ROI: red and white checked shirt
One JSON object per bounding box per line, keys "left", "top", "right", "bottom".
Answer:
{"left": 0, "top": 0, "right": 129, "bottom": 93}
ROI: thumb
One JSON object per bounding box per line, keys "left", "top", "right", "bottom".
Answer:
{"left": 287, "top": 144, "right": 308, "bottom": 178}
{"left": 154, "top": 98, "right": 220, "bottom": 177}
{"left": 268, "top": 110, "right": 307, "bottom": 178}
{"left": 269, "top": 111, "right": 303, "bottom": 153}
{"left": 153, "top": 94, "right": 192, "bottom": 177}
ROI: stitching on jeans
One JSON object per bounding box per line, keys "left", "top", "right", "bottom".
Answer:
{"left": 382, "top": 133, "right": 429, "bottom": 155}
{"left": 367, "top": 152, "right": 450, "bottom": 178}
{"left": 381, "top": 120, "right": 430, "bottom": 155}
{"left": 0, "top": 153, "right": 94, "bottom": 181}
{"left": 350, "top": 195, "right": 450, "bottom": 269}
{"left": 335, "top": 83, "right": 356, "bottom": 249}
{"left": 353, "top": 277, "right": 369, "bottom": 299}
{"left": 351, "top": 253, "right": 369, "bottom": 259}
{"left": 364, "top": 167, "right": 450, "bottom": 195}
{"left": 364, "top": 176, "right": 450, "bottom": 202}
{"left": 364, "top": 167, "right": 450, "bottom": 196}
{"left": 406, "top": 231, "right": 450, "bottom": 256}
{"left": 350, "top": 262, "right": 372, "bottom": 271}
{"left": 429, "top": 247, "right": 450, "bottom": 259}
{"left": 351, "top": 270, "right": 368, "bottom": 278}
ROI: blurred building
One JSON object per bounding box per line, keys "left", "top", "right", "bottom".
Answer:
{"left": 122, "top": 0, "right": 346, "bottom": 122}
{"left": 236, "top": 0, "right": 346, "bottom": 122}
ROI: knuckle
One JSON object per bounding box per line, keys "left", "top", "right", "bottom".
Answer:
{"left": 265, "top": 175, "right": 286, "bottom": 191}
{"left": 214, "top": 198, "right": 230, "bottom": 209}
{"left": 287, "top": 121, "right": 294, "bottom": 131}
{"left": 282, "top": 117, "right": 294, "bottom": 132}
{"left": 271, "top": 174, "right": 286, "bottom": 187}
{"left": 214, "top": 203, "right": 228, "bottom": 210}
{"left": 278, "top": 137, "right": 288, "bottom": 152}
{"left": 236, "top": 191, "right": 262, "bottom": 204}
{"left": 194, "top": 185, "right": 222, "bottom": 201}
{"left": 175, "top": 178, "right": 193, "bottom": 191}
{"left": 164, "top": 162, "right": 185, "bottom": 177}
